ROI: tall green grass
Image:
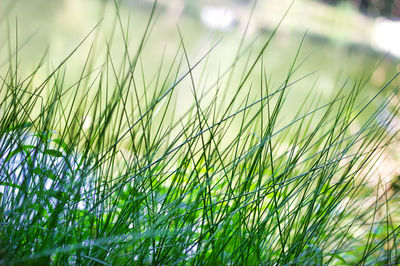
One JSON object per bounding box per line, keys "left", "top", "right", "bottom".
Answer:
{"left": 0, "top": 1, "right": 399, "bottom": 264}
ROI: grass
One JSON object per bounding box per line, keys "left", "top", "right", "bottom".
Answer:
{"left": 1, "top": 1, "right": 400, "bottom": 264}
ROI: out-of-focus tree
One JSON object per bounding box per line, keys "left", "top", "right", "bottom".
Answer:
{"left": 322, "top": 0, "right": 400, "bottom": 17}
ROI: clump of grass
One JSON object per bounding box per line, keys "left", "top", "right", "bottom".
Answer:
{"left": 0, "top": 1, "right": 399, "bottom": 264}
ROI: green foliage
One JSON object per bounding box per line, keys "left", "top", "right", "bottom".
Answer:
{"left": 0, "top": 1, "right": 399, "bottom": 265}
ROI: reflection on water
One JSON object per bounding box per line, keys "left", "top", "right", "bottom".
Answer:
{"left": 371, "top": 17, "right": 400, "bottom": 58}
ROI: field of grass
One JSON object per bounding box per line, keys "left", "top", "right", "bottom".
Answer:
{"left": 1, "top": 0, "right": 400, "bottom": 264}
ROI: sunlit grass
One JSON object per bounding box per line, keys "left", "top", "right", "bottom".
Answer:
{"left": 0, "top": 1, "right": 399, "bottom": 264}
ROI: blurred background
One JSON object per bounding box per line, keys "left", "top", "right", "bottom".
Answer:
{"left": 1, "top": 0, "right": 400, "bottom": 88}
{"left": 1, "top": 0, "right": 400, "bottom": 183}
